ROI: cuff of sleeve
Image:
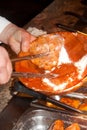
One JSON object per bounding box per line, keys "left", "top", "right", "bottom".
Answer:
{"left": 0, "top": 16, "right": 11, "bottom": 34}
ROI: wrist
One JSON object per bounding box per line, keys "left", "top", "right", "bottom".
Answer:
{"left": 0, "top": 16, "right": 11, "bottom": 34}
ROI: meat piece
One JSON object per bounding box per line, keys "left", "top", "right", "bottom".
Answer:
{"left": 65, "top": 123, "right": 80, "bottom": 130}
{"left": 49, "top": 120, "right": 64, "bottom": 130}
{"left": 15, "top": 32, "right": 87, "bottom": 95}
{"left": 60, "top": 97, "right": 81, "bottom": 108}
{"left": 49, "top": 120, "right": 80, "bottom": 130}
{"left": 78, "top": 103, "right": 87, "bottom": 111}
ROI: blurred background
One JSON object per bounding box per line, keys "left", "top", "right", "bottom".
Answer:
{"left": 0, "top": 0, "right": 53, "bottom": 27}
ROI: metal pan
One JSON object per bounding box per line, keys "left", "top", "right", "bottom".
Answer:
{"left": 12, "top": 108, "right": 87, "bottom": 130}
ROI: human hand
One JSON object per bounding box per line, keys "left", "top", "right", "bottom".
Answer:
{"left": 0, "top": 46, "right": 12, "bottom": 84}
{"left": 0, "top": 23, "right": 36, "bottom": 84}
{"left": 0, "top": 23, "right": 36, "bottom": 54}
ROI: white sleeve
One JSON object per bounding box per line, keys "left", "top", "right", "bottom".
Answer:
{"left": 0, "top": 16, "right": 11, "bottom": 34}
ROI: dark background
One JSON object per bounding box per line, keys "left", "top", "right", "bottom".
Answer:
{"left": 0, "top": 0, "right": 53, "bottom": 27}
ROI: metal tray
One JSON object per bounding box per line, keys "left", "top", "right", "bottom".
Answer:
{"left": 12, "top": 108, "right": 87, "bottom": 130}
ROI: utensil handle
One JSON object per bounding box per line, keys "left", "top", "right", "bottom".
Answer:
{"left": 47, "top": 97, "right": 82, "bottom": 114}
{"left": 30, "top": 101, "right": 74, "bottom": 115}
{"left": 11, "top": 53, "right": 48, "bottom": 62}
{"left": 13, "top": 81, "right": 83, "bottom": 114}
{"left": 12, "top": 72, "right": 57, "bottom": 78}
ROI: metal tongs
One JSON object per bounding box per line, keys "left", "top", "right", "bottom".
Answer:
{"left": 12, "top": 81, "right": 84, "bottom": 115}
{"left": 11, "top": 53, "right": 57, "bottom": 79}
{"left": 11, "top": 53, "right": 47, "bottom": 62}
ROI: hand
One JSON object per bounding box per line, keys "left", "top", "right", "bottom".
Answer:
{"left": 0, "top": 46, "right": 12, "bottom": 84}
{"left": 0, "top": 23, "right": 36, "bottom": 84}
{"left": 0, "top": 23, "right": 36, "bottom": 54}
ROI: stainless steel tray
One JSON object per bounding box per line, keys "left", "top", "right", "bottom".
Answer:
{"left": 12, "top": 108, "right": 87, "bottom": 130}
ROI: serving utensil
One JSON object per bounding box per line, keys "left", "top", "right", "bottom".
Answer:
{"left": 66, "top": 92, "right": 87, "bottom": 99}
{"left": 12, "top": 81, "right": 83, "bottom": 114}
{"left": 12, "top": 72, "right": 57, "bottom": 78}
{"left": 11, "top": 52, "right": 58, "bottom": 78}
{"left": 11, "top": 53, "right": 48, "bottom": 62}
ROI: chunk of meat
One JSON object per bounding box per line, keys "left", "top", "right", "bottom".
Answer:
{"left": 78, "top": 103, "right": 87, "bottom": 111}
{"left": 49, "top": 120, "right": 64, "bottom": 130}
{"left": 15, "top": 32, "right": 87, "bottom": 95}
{"left": 49, "top": 120, "right": 80, "bottom": 130}
{"left": 65, "top": 123, "right": 80, "bottom": 130}
{"left": 60, "top": 97, "right": 81, "bottom": 108}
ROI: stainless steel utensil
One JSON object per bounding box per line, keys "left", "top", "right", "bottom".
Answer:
{"left": 66, "top": 92, "right": 87, "bottom": 99}
{"left": 12, "top": 81, "right": 83, "bottom": 114}
{"left": 11, "top": 53, "right": 48, "bottom": 62}
{"left": 11, "top": 52, "right": 58, "bottom": 78}
{"left": 12, "top": 72, "right": 58, "bottom": 78}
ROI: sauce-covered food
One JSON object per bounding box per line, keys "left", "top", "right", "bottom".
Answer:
{"left": 49, "top": 120, "right": 80, "bottom": 130}
{"left": 15, "top": 31, "right": 87, "bottom": 95}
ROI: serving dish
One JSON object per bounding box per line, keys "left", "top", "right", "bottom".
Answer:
{"left": 15, "top": 31, "right": 87, "bottom": 95}
{"left": 12, "top": 108, "right": 87, "bottom": 130}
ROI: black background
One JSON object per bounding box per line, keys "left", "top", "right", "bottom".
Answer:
{"left": 0, "top": 0, "right": 53, "bottom": 27}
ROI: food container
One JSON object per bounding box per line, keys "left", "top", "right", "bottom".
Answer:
{"left": 12, "top": 108, "right": 87, "bottom": 130}
{"left": 15, "top": 31, "right": 87, "bottom": 95}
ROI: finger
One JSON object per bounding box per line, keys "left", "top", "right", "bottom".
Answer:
{"left": 0, "top": 47, "right": 12, "bottom": 84}
{"left": 21, "top": 32, "right": 36, "bottom": 52}
{"left": 0, "top": 62, "right": 12, "bottom": 84}
{"left": 0, "top": 67, "right": 10, "bottom": 84}
{"left": 9, "top": 40, "right": 20, "bottom": 54}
